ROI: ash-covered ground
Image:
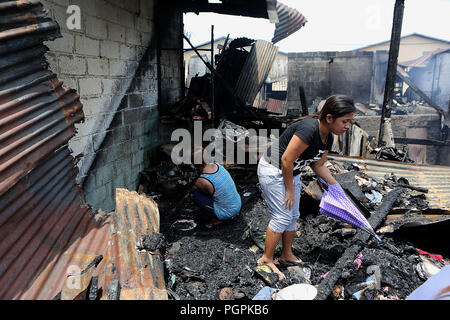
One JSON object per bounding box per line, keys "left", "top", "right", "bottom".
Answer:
{"left": 149, "top": 163, "right": 448, "bottom": 300}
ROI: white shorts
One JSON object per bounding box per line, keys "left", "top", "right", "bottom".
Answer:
{"left": 257, "top": 156, "right": 302, "bottom": 233}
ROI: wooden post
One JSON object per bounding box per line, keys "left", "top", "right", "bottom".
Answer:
{"left": 378, "top": 0, "right": 404, "bottom": 147}
{"left": 299, "top": 86, "right": 308, "bottom": 116}
{"left": 210, "top": 25, "right": 215, "bottom": 123}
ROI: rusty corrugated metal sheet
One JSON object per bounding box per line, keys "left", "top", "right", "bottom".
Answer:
{"left": 328, "top": 155, "right": 450, "bottom": 213}
{"left": 266, "top": 98, "right": 286, "bottom": 115}
{"left": 235, "top": 40, "right": 278, "bottom": 106}
{"left": 0, "top": 0, "right": 96, "bottom": 299}
{"left": 0, "top": 146, "right": 113, "bottom": 299}
{"left": 272, "top": 2, "right": 307, "bottom": 44}
{"left": 0, "top": 1, "right": 166, "bottom": 300}
{"left": 103, "top": 189, "right": 167, "bottom": 300}
{"left": 0, "top": 0, "right": 76, "bottom": 197}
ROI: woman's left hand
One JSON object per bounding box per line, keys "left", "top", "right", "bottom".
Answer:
{"left": 282, "top": 188, "right": 295, "bottom": 211}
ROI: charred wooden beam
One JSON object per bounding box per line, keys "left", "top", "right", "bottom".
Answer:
{"left": 391, "top": 182, "right": 428, "bottom": 193}
{"left": 314, "top": 188, "right": 403, "bottom": 300}
{"left": 378, "top": 0, "right": 404, "bottom": 147}
{"left": 299, "top": 86, "right": 308, "bottom": 116}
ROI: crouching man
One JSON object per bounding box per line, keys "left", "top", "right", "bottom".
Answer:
{"left": 191, "top": 149, "right": 241, "bottom": 229}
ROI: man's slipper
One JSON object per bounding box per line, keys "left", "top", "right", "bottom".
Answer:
{"left": 278, "top": 259, "right": 305, "bottom": 267}
{"left": 254, "top": 264, "right": 284, "bottom": 284}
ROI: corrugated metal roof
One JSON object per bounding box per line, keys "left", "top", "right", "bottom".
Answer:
{"left": 272, "top": 2, "right": 307, "bottom": 44}
{"left": 328, "top": 155, "right": 450, "bottom": 213}
{"left": 266, "top": 98, "right": 286, "bottom": 115}
{"left": 234, "top": 40, "right": 278, "bottom": 106}
{"left": 0, "top": 1, "right": 166, "bottom": 300}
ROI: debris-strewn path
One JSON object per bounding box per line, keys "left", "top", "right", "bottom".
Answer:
{"left": 150, "top": 162, "right": 448, "bottom": 300}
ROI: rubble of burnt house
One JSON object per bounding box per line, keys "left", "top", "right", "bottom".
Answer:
{"left": 1, "top": 0, "right": 449, "bottom": 302}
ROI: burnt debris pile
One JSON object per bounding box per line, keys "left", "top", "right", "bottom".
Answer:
{"left": 137, "top": 159, "right": 448, "bottom": 300}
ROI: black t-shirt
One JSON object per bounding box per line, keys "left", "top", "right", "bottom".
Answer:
{"left": 265, "top": 118, "right": 333, "bottom": 175}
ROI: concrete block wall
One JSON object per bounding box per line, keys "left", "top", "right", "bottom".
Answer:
{"left": 158, "top": 3, "right": 183, "bottom": 108}
{"left": 41, "top": 0, "right": 183, "bottom": 211}
{"left": 155, "top": 3, "right": 185, "bottom": 145}
{"left": 287, "top": 51, "right": 374, "bottom": 114}
{"left": 355, "top": 113, "right": 442, "bottom": 164}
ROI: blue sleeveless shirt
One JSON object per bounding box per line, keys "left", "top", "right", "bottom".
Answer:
{"left": 200, "top": 164, "right": 242, "bottom": 220}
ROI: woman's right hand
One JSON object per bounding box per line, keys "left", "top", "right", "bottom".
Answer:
{"left": 282, "top": 188, "right": 295, "bottom": 211}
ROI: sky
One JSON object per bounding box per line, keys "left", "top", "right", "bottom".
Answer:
{"left": 183, "top": 0, "right": 450, "bottom": 52}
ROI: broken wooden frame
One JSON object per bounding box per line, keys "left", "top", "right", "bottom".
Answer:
{"left": 314, "top": 188, "right": 404, "bottom": 300}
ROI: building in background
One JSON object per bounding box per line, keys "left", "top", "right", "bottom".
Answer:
{"left": 355, "top": 33, "right": 450, "bottom": 63}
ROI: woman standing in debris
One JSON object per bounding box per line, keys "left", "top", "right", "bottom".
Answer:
{"left": 257, "top": 94, "right": 355, "bottom": 280}
{"left": 191, "top": 148, "right": 242, "bottom": 228}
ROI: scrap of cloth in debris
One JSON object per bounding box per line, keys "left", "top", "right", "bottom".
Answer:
{"left": 318, "top": 178, "right": 381, "bottom": 241}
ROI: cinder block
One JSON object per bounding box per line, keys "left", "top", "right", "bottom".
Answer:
{"left": 108, "top": 23, "right": 126, "bottom": 43}
{"left": 116, "top": 9, "right": 135, "bottom": 28}
{"left": 109, "top": 59, "right": 128, "bottom": 77}
{"left": 102, "top": 163, "right": 114, "bottom": 184}
{"left": 101, "top": 79, "right": 119, "bottom": 94}
{"left": 85, "top": 16, "right": 108, "bottom": 39}
{"left": 122, "top": 161, "right": 133, "bottom": 181}
{"left": 123, "top": 109, "right": 138, "bottom": 124}
{"left": 130, "top": 122, "right": 143, "bottom": 139}
{"left": 87, "top": 58, "right": 109, "bottom": 76}
{"left": 103, "top": 145, "right": 118, "bottom": 164}
{"left": 136, "top": 17, "right": 153, "bottom": 33}
{"left": 114, "top": 142, "right": 128, "bottom": 160}
{"left": 95, "top": 1, "right": 119, "bottom": 23}
{"left": 75, "top": 35, "right": 100, "bottom": 56}
{"left": 59, "top": 55, "right": 86, "bottom": 75}
{"left": 46, "top": 32, "right": 74, "bottom": 53}
{"left": 87, "top": 185, "right": 106, "bottom": 203}
{"left": 79, "top": 77, "right": 102, "bottom": 96}
{"left": 113, "top": 173, "right": 125, "bottom": 190}
{"left": 112, "top": 126, "right": 130, "bottom": 144}
{"left": 119, "top": 44, "right": 136, "bottom": 60}
{"left": 125, "top": 29, "right": 141, "bottom": 46}
{"left": 100, "top": 40, "right": 120, "bottom": 59}
{"left": 128, "top": 93, "right": 144, "bottom": 108}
